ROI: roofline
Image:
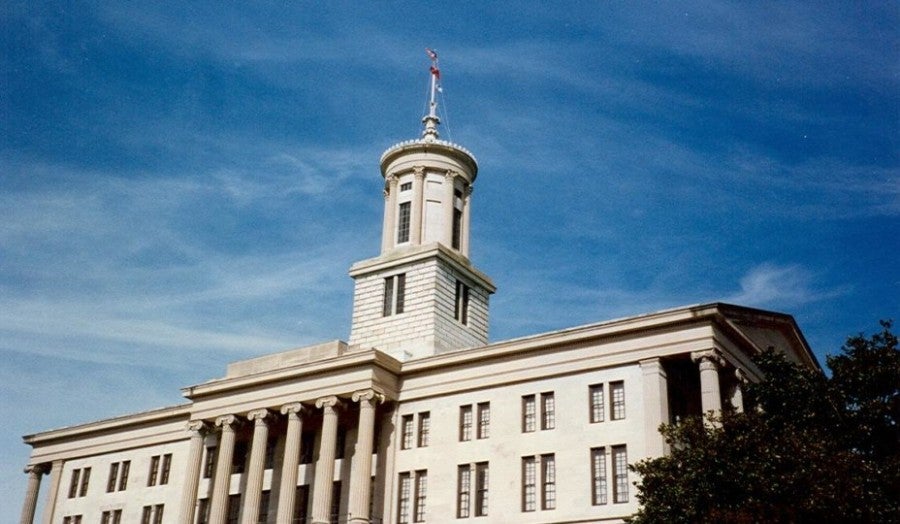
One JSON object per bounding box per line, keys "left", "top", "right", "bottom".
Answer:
{"left": 23, "top": 403, "right": 191, "bottom": 446}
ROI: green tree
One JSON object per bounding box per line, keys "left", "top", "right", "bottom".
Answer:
{"left": 629, "top": 321, "right": 900, "bottom": 524}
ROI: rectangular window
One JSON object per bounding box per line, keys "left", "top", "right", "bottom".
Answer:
{"left": 265, "top": 437, "right": 277, "bottom": 469}
{"left": 197, "top": 499, "right": 210, "bottom": 524}
{"left": 611, "top": 381, "right": 625, "bottom": 420}
{"left": 477, "top": 402, "right": 490, "bottom": 439}
{"left": 102, "top": 511, "right": 121, "bottom": 524}
{"left": 148, "top": 456, "right": 160, "bottom": 486}
{"left": 106, "top": 463, "right": 119, "bottom": 493}
{"left": 68, "top": 468, "right": 80, "bottom": 498}
{"left": 397, "top": 201, "right": 411, "bottom": 243}
{"left": 541, "top": 454, "right": 556, "bottom": 510}
{"left": 118, "top": 460, "right": 130, "bottom": 491}
{"left": 330, "top": 481, "right": 341, "bottom": 524}
{"left": 102, "top": 511, "right": 111, "bottom": 524}
{"left": 227, "top": 494, "right": 241, "bottom": 524}
{"left": 522, "top": 395, "right": 536, "bottom": 432}
{"left": 153, "top": 505, "right": 164, "bottom": 524}
{"left": 459, "top": 405, "right": 472, "bottom": 442}
{"left": 78, "top": 467, "right": 90, "bottom": 497}
{"left": 475, "top": 462, "right": 489, "bottom": 517}
{"left": 452, "top": 208, "right": 462, "bottom": 249}
{"left": 457, "top": 464, "right": 471, "bottom": 518}
{"left": 522, "top": 456, "right": 536, "bottom": 512}
{"left": 612, "top": 445, "right": 629, "bottom": 503}
{"left": 258, "top": 491, "right": 270, "bottom": 524}
{"left": 294, "top": 486, "right": 310, "bottom": 524}
{"left": 141, "top": 506, "right": 152, "bottom": 524}
{"left": 401, "top": 414, "right": 414, "bottom": 450}
{"left": 454, "top": 280, "right": 470, "bottom": 324}
{"left": 591, "top": 447, "right": 608, "bottom": 505}
{"left": 383, "top": 274, "right": 406, "bottom": 316}
{"left": 541, "top": 392, "right": 556, "bottom": 430}
{"left": 232, "top": 442, "right": 247, "bottom": 474}
{"left": 398, "top": 472, "right": 412, "bottom": 524}
{"left": 336, "top": 428, "right": 347, "bottom": 460}
{"left": 112, "top": 509, "right": 121, "bottom": 524}
{"left": 590, "top": 384, "right": 605, "bottom": 423}
{"left": 400, "top": 182, "right": 412, "bottom": 192}
{"left": 203, "top": 447, "right": 216, "bottom": 478}
{"left": 417, "top": 412, "right": 430, "bottom": 448}
{"left": 300, "top": 432, "right": 315, "bottom": 464}
{"left": 160, "top": 454, "right": 172, "bottom": 484}
{"left": 414, "top": 470, "right": 427, "bottom": 523}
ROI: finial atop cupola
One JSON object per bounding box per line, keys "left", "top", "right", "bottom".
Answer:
{"left": 423, "top": 48, "right": 441, "bottom": 142}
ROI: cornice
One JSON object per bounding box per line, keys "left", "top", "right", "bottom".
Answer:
{"left": 348, "top": 242, "right": 496, "bottom": 292}
{"left": 23, "top": 403, "right": 191, "bottom": 446}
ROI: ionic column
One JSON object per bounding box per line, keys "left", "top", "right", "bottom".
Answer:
{"left": 311, "top": 396, "right": 342, "bottom": 524}
{"left": 177, "top": 420, "right": 209, "bottom": 524}
{"left": 382, "top": 174, "right": 398, "bottom": 252}
{"left": 276, "top": 403, "right": 306, "bottom": 524}
{"left": 692, "top": 350, "right": 725, "bottom": 419}
{"left": 348, "top": 390, "right": 384, "bottom": 524}
{"left": 731, "top": 369, "right": 747, "bottom": 413}
{"left": 19, "top": 464, "right": 47, "bottom": 524}
{"left": 443, "top": 170, "right": 457, "bottom": 246}
{"left": 209, "top": 415, "right": 239, "bottom": 524}
{"left": 410, "top": 167, "right": 425, "bottom": 245}
{"left": 461, "top": 185, "right": 473, "bottom": 257}
{"left": 640, "top": 358, "right": 669, "bottom": 456}
{"left": 241, "top": 410, "right": 272, "bottom": 524}
{"left": 40, "top": 460, "right": 62, "bottom": 524}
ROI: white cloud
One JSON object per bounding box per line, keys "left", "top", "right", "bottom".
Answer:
{"left": 725, "top": 263, "right": 846, "bottom": 308}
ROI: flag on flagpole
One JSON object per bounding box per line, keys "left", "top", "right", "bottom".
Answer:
{"left": 430, "top": 65, "right": 441, "bottom": 80}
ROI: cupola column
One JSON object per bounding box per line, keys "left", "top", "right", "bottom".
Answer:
{"left": 410, "top": 167, "right": 425, "bottom": 245}
{"left": 444, "top": 171, "right": 457, "bottom": 247}
{"left": 382, "top": 175, "right": 399, "bottom": 253}
{"left": 462, "top": 185, "right": 473, "bottom": 256}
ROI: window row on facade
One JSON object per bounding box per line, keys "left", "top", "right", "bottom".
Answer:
{"left": 67, "top": 453, "right": 171, "bottom": 500}
{"left": 61, "top": 505, "right": 164, "bottom": 524}
{"left": 400, "top": 382, "right": 626, "bottom": 451}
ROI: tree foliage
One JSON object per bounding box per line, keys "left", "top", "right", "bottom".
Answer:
{"left": 629, "top": 321, "right": 900, "bottom": 524}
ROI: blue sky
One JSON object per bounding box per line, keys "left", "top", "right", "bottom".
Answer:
{"left": 1, "top": 1, "right": 898, "bottom": 515}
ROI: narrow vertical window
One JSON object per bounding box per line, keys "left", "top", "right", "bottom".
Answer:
{"left": 457, "top": 465, "right": 471, "bottom": 518}
{"left": 152, "top": 505, "right": 163, "bottom": 524}
{"left": 383, "top": 274, "right": 407, "bottom": 316}
{"left": 294, "top": 486, "right": 309, "bottom": 524}
{"left": 101, "top": 511, "right": 111, "bottom": 524}
{"left": 78, "top": 467, "right": 90, "bottom": 497}
{"left": 413, "top": 470, "right": 427, "bottom": 522}
{"left": 398, "top": 473, "right": 411, "bottom": 524}
{"left": 417, "top": 412, "right": 430, "bottom": 448}
{"left": 459, "top": 405, "right": 472, "bottom": 442}
{"left": 198, "top": 499, "right": 210, "bottom": 524}
{"left": 591, "top": 447, "right": 608, "bottom": 505}
{"left": 541, "top": 454, "right": 556, "bottom": 510}
{"left": 590, "top": 384, "right": 605, "bottom": 423}
{"left": 330, "top": 481, "right": 342, "bottom": 524}
{"left": 522, "top": 395, "right": 536, "bottom": 432}
{"left": 227, "top": 494, "right": 241, "bottom": 524}
{"left": 161, "top": 453, "right": 172, "bottom": 484}
{"left": 258, "top": 492, "right": 270, "bottom": 523}
{"left": 452, "top": 208, "right": 462, "bottom": 249}
{"left": 454, "top": 280, "right": 470, "bottom": 324}
{"left": 148, "top": 455, "right": 160, "bottom": 486}
{"left": 401, "top": 415, "right": 414, "bottom": 450}
{"left": 106, "top": 463, "right": 119, "bottom": 493}
{"left": 612, "top": 445, "right": 629, "bottom": 503}
{"left": 68, "top": 469, "right": 80, "bottom": 498}
{"left": 522, "top": 456, "right": 536, "bottom": 512}
{"left": 477, "top": 402, "right": 490, "bottom": 439}
{"left": 475, "top": 462, "right": 489, "bottom": 517}
{"left": 611, "top": 381, "right": 626, "bottom": 420}
{"left": 204, "top": 447, "right": 216, "bottom": 478}
{"left": 141, "top": 507, "right": 152, "bottom": 524}
{"left": 265, "top": 437, "right": 277, "bottom": 469}
{"left": 118, "top": 460, "right": 130, "bottom": 491}
{"left": 397, "top": 201, "right": 411, "bottom": 243}
{"left": 112, "top": 509, "right": 121, "bottom": 524}
{"left": 541, "top": 392, "right": 556, "bottom": 430}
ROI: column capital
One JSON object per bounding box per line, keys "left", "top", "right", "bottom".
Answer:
{"left": 187, "top": 420, "right": 209, "bottom": 434}
{"left": 280, "top": 402, "right": 306, "bottom": 417}
{"left": 735, "top": 368, "right": 748, "bottom": 383}
{"left": 465, "top": 184, "right": 474, "bottom": 197}
{"left": 691, "top": 349, "right": 725, "bottom": 368}
{"left": 24, "top": 464, "right": 49, "bottom": 476}
{"left": 247, "top": 408, "right": 272, "bottom": 424}
{"left": 315, "top": 395, "right": 343, "bottom": 410}
{"left": 385, "top": 173, "right": 399, "bottom": 186}
{"left": 351, "top": 389, "right": 385, "bottom": 405}
{"left": 215, "top": 414, "right": 240, "bottom": 429}
{"left": 444, "top": 169, "right": 458, "bottom": 181}
{"left": 412, "top": 165, "right": 426, "bottom": 178}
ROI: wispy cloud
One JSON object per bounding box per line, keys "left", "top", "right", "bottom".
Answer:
{"left": 725, "top": 263, "right": 847, "bottom": 308}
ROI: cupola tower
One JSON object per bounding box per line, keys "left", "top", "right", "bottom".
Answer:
{"left": 348, "top": 51, "right": 495, "bottom": 360}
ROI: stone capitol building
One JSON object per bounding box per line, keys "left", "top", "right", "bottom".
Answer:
{"left": 19, "top": 60, "right": 819, "bottom": 524}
